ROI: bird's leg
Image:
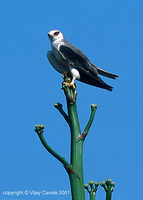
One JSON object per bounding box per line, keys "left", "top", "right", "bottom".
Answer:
{"left": 62, "top": 66, "right": 79, "bottom": 89}
{"left": 62, "top": 70, "right": 75, "bottom": 88}
{"left": 69, "top": 78, "right": 76, "bottom": 89}
{"left": 68, "top": 66, "right": 80, "bottom": 89}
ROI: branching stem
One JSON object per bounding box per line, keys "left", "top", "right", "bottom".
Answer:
{"left": 35, "top": 75, "right": 116, "bottom": 200}
{"left": 100, "top": 179, "right": 115, "bottom": 200}
{"left": 54, "top": 103, "right": 70, "bottom": 125}
{"left": 77, "top": 104, "right": 97, "bottom": 141}
{"left": 84, "top": 181, "right": 99, "bottom": 200}
{"left": 84, "top": 104, "right": 97, "bottom": 134}
{"left": 35, "top": 125, "right": 75, "bottom": 173}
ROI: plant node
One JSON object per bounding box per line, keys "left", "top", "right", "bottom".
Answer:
{"left": 35, "top": 125, "right": 45, "bottom": 135}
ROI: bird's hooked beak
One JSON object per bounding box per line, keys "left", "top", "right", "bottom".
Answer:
{"left": 48, "top": 32, "right": 52, "bottom": 40}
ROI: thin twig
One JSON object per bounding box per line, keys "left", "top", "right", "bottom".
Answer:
{"left": 77, "top": 104, "right": 97, "bottom": 141}
{"left": 54, "top": 103, "right": 70, "bottom": 125}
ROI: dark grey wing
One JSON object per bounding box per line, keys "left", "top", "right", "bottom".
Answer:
{"left": 59, "top": 44, "right": 98, "bottom": 77}
{"left": 59, "top": 44, "right": 114, "bottom": 91}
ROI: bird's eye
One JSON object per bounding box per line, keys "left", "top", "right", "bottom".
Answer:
{"left": 54, "top": 31, "right": 60, "bottom": 36}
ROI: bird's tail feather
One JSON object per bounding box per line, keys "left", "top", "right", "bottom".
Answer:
{"left": 91, "top": 64, "right": 118, "bottom": 79}
{"left": 79, "top": 72, "right": 113, "bottom": 91}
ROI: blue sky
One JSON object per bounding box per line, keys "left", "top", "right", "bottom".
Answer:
{"left": 0, "top": 0, "right": 143, "bottom": 199}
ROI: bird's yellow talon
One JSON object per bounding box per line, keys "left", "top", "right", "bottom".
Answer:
{"left": 69, "top": 81, "right": 75, "bottom": 89}
{"left": 63, "top": 81, "right": 75, "bottom": 89}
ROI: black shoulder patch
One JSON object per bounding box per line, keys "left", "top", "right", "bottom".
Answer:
{"left": 60, "top": 45, "right": 86, "bottom": 64}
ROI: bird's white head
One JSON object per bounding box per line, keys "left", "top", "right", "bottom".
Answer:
{"left": 48, "top": 30, "right": 64, "bottom": 42}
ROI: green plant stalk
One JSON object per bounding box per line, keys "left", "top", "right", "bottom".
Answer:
{"left": 105, "top": 183, "right": 114, "bottom": 200}
{"left": 35, "top": 76, "right": 97, "bottom": 200}
{"left": 100, "top": 179, "right": 115, "bottom": 200}
{"left": 90, "top": 191, "right": 96, "bottom": 200}
{"left": 63, "top": 84, "right": 85, "bottom": 200}
{"left": 84, "top": 181, "right": 99, "bottom": 200}
{"left": 54, "top": 103, "right": 70, "bottom": 125}
{"left": 84, "top": 104, "right": 97, "bottom": 135}
{"left": 67, "top": 102, "right": 85, "bottom": 200}
{"left": 106, "top": 189, "right": 112, "bottom": 200}
{"left": 37, "top": 133, "right": 72, "bottom": 169}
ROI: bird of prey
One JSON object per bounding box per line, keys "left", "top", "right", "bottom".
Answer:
{"left": 47, "top": 29, "right": 118, "bottom": 91}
